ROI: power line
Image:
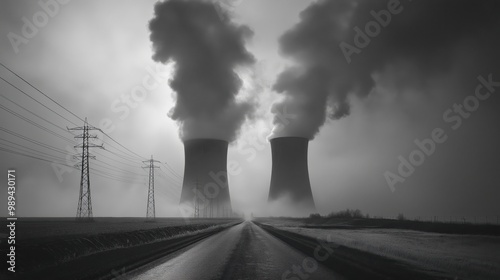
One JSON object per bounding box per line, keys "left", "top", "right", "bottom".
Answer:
{"left": 0, "top": 146, "right": 69, "bottom": 166}
{"left": 0, "top": 76, "right": 79, "bottom": 126}
{"left": 102, "top": 131, "right": 146, "bottom": 160}
{"left": 159, "top": 168, "right": 182, "bottom": 184}
{"left": 93, "top": 160, "right": 146, "bottom": 178}
{"left": 161, "top": 162, "right": 182, "bottom": 179}
{"left": 93, "top": 174, "right": 143, "bottom": 184}
{"left": 0, "top": 103, "right": 74, "bottom": 143}
{"left": 0, "top": 144, "right": 144, "bottom": 186}
{"left": 93, "top": 150, "right": 142, "bottom": 169}
{"left": 103, "top": 144, "right": 143, "bottom": 162}
{"left": 0, "top": 134, "right": 146, "bottom": 187}
{"left": 0, "top": 128, "right": 129, "bottom": 174}
{"left": 0, "top": 139, "right": 177, "bottom": 214}
{"left": 1, "top": 63, "right": 185, "bottom": 195}
{"left": 0, "top": 62, "right": 84, "bottom": 124}
{"left": 158, "top": 167, "right": 181, "bottom": 183}
{"left": 156, "top": 172, "right": 181, "bottom": 195}
{"left": 0, "top": 127, "right": 69, "bottom": 155}
{"left": 0, "top": 93, "right": 71, "bottom": 135}
{"left": 101, "top": 148, "right": 143, "bottom": 164}
{"left": 90, "top": 167, "right": 145, "bottom": 184}
{"left": 0, "top": 140, "right": 68, "bottom": 163}
{"left": 0, "top": 127, "right": 145, "bottom": 179}
{"left": 1, "top": 75, "right": 147, "bottom": 173}
{"left": 0, "top": 125, "right": 144, "bottom": 183}
{"left": 1, "top": 68, "right": 147, "bottom": 162}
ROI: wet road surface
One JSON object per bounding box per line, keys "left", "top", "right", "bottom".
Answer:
{"left": 127, "top": 221, "right": 346, "bottom": 280}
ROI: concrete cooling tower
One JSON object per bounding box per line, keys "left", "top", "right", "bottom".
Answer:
{"left": 268, "top": 137, "right": 316, "bottom": 214}
{"left": 180, "top": 139, "right": 232, "bottom": 217}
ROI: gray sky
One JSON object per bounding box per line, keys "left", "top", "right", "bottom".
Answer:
{"left": 1, "top": 0, "right": 499, "bottom": 220}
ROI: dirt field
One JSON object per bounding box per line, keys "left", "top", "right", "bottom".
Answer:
{"left": 0, "top": 217, "right": 237, "bottom": 240}
{"left": 258, "top": 218, "right": 500, "bottom": 280}
{"left": 0, "top": 217, "right": 241, "bottom": 277}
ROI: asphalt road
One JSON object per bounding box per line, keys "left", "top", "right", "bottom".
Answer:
{"left": 127, "top": 221, "right": 346, "bottom": 280}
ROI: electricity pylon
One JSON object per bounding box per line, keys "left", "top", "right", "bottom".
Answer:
{"left": 68, "top": 118, "right": 103, "bottom": 221}
{"left": 194, "top": 179, "right": 200, "bottom": 218}
{"left": 143, "top": 155, "right": 160, "bottom": 220}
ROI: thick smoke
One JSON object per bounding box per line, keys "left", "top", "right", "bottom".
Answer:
{"left": 271, "top": 0, "right": 500, "bottom": 139}
{"left": 149, "top": 0, "right": 255, "bottom": 142}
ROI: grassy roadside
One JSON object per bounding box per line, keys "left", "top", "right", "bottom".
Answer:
{"left": 1, "top": 220, "right": 242, "bottom": 280}
{"left": 258, "top": 216, "right": 500, "bottom": 236}
{"left": 254, "top": 221, "right": 453, "bottom": 280}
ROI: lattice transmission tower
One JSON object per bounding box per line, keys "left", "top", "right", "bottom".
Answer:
{"left": 68, "top": 118, "right": 103, "bottom": 221}
{"left": 143, "top": 155, "right": 160, "bottom": 220}
{"left": 194, "top": 178, "right": 200, "bottom": 218}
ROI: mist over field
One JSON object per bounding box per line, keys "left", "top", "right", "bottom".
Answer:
{"left": 0, "top": 1, "right": 499, "bottom": 279}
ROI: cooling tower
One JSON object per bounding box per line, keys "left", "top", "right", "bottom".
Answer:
{"left": 180, "top": 139, "right": 232, "bottom": 217}
{"left": 268, "top": 137, "right": 316, "bottom": 214}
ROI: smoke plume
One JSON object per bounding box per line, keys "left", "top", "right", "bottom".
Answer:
{"left": 149, "top": 0, "right": 255, "bottom": 142}
{"left": 271, "top": 0, "right": 500, "bottom": 139}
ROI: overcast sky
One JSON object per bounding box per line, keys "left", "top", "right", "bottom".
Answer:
{"left": 1, "top": 0, "right": 499, "bottom": 220}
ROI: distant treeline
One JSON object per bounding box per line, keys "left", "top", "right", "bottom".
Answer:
{"left": 309, "top": 210, "right": 498, "bottom": 225}
{"left": 310, "top": 209, "right": 368, "bottom": 219}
